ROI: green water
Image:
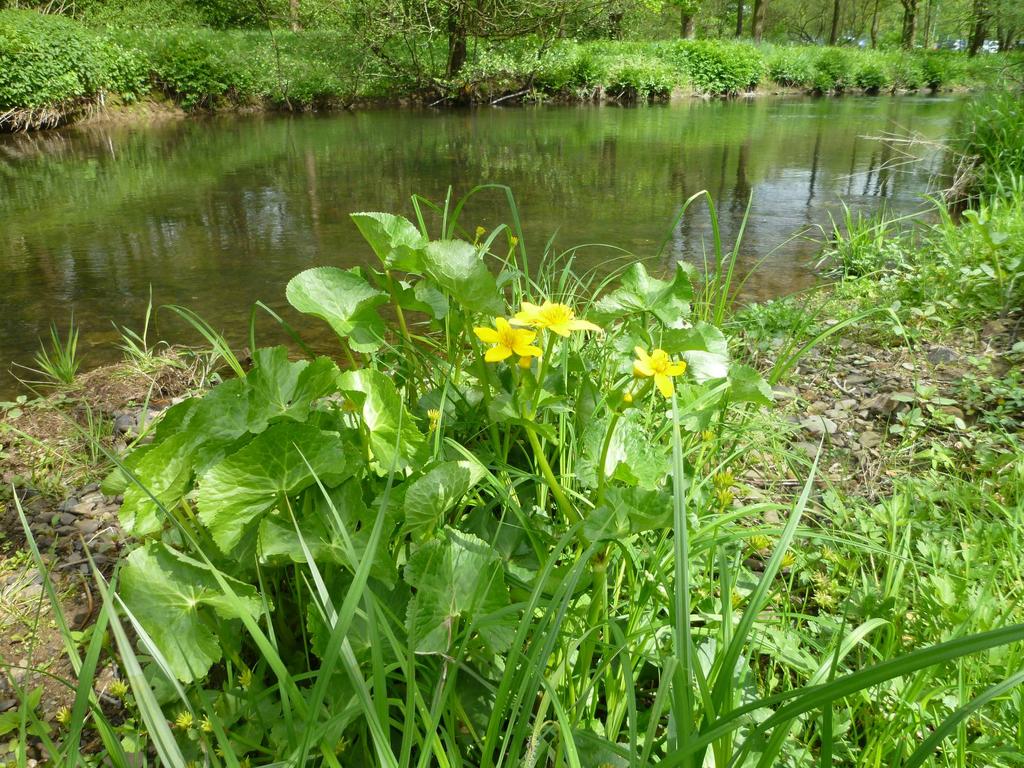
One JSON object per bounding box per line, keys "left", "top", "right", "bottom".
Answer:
{"left": 0, "top": 95, "right": 963, "bottom": 389}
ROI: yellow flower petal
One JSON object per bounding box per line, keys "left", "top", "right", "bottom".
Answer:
{"left": 518, "top": 356, "right": 533, "bottom": 369}
{"left": 654, "top": 374, "right": 674, "bottom": 398}
{"left": 666, "top": 360, "right": 687, "bottom": 376}
{"left": 474, "top": 326, "right": 500, "bottom": 344}
{"left": 512, "top": 302, "right": 543, "bottom": 326}
{"left": 514, "top": 343, "right": 543, "bottom": 358}
{"left": 485, "top": 345, "right": 513, "bottom": 362}
{"left": 567, "top": 318, "right": 601, "bottom": 333}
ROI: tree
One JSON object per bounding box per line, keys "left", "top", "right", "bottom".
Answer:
{"left": 667, "top": 0, "right": 699, "bottom": 37}
{"left": 735, "top": 0, "right": 744, "bottom": 35}
{"left": 900, "top": 0, "right": 918, "bottom": 48}
{"left": 751, "top": 0, "right": 767, "bottom": 41}
{"left": 828, "top": 0, "right": 841, "bottom": 43}
{"left": 968, "top": 0, "right": 991, "bottom": 54}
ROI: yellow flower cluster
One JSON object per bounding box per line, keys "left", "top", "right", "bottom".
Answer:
{"left": 474, "top": 301, "right": 600, "bottom": 366}
{"left": 632, "top": 347, "right": 687, "bottom": 398}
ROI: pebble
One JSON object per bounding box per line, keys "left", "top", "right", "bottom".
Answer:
{"left": 859, "top": 431, "right": 883, "bottom": 449}
{"left": 801, "top": 416, "right": 838, "bottom": 436}
{"left": 846, "top": 374, "right": 871, "bottom": 385}
{"left": 926, "top": 346, "right": 959, "bottom": 365}
{"left": 807, "top": 401, "right": 830, "bottom": 415}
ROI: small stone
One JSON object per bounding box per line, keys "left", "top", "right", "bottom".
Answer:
{"left": 859, "top": 431, "right": 883, "bottom": 449}
{"left": 75, "top": 519, "right": 102, "bottom": 535}
{"left": 800, "top": 416, "right": 837, "bottom": 436}
{"left": 772, "top": 385, "right": 796, "bottom": 399}
{"left": 845, "top": 374, "right": 871, "bottom": 385}
{"left": 940, "top": 405, "right": 965, "bottom": 420}
{"left": 926, "top": 346, "right": 959, "bottom": 365}
{"left": 837, "top": 398, "right": 858, "bottom": 410}
{"left": 900, "top": 362, "right": 915, "bottom": 371}
{"left": 114, "top": 414, "right": 137, "bottom": 435}
{"left": 58, "top": 497, "right": 79, "bottom": 512}
{"left": 807, "top": 401, "right": 830, "bottom": 415}
{"left": 59, "top": 513, "right": 76, "bottom": 526}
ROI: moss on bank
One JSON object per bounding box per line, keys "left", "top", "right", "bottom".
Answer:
{"left": 2, "top": 9, "right": 1022, "bottom": 131}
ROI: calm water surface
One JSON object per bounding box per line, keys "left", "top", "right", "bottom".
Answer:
{"left": 0, "top": 95, "right": 964, "bottom": 390}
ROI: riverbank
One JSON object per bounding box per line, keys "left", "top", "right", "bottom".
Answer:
{"left": 2, "top": 8, "right": 1021, "bottom": 131}
{"left": 1, "top": 93, "right": 1023, "bottom": 764}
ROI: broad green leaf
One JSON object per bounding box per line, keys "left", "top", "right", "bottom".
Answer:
{"left": 728, "top": 364, "right": 774, "bottom": 407}
{"left": 661, "top": 323, "right": 731, "bottom": 383}
{"left": 403, "top": 460, "right": 487, "bottom": 538}
{"left": 286, "top": 267, "right": 388, "bottom": 352}
{"left": 405, "top": 529, "right": 514, "bottom": 654}
{"left": 421, "top": 240, "right": 504, "bottom": 315}
{"left": 339, "top": 369, "right": 425, "bottom": 473}
{"left": 260, "top": 480, "right": 398, "bottom": 586}
{"left": 119, "top": 543, "right": 261, "bottom": 683}
{"left": 392, "top": 279, "right": 449, "bottom": 320}
{"left": 577, "top": 412, "right": 667, "bottom": 490}
{"left": 119, "top": 432, "right": 192, "bottom": 537}
{"left": 157, "top": 377, "right": 252, "bottom": 473}
{"left": 584, "top": 486, "right": 674, "bottom": 541}
{"left": 245, "top": 347, "right": 339, "bottom": 433}
{"left": 350, "top": 212, "right": 426, "bottom": 272}
{"left": 592, "top": 262, "right": 694, "bottom": 327}
{"left": 198, "top": 423, "right": 355, "bottom": 554}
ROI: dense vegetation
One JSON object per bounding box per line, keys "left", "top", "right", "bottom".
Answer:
{"left": 2, "top": 92, "right": 1021, "bottom": 765}
{"left": 1, "top": 0, "right": 1023, "bottom": 129}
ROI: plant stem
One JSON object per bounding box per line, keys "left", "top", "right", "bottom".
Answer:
{"left": 595, "top": 410, "right": 623, "bottom": 505}
{"left": 525, "top": 425, "right": 577, "bottom": 526}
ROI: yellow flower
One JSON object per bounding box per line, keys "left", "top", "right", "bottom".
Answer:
{"left": 174, "top": 711, "right": 194, "bottom": 730}
{"left": 517, "top": 355, "right": 534, "bottom": 369}
{"left": 714, "top": 469, "right": 735, "bottom": 490}
{"left": 512, "top": 301, "right": 601, "bottom": 337}
{"left": 109, "top": 679, "right": 129, "bottom": 699}
{"left": 427, "top": 408, "right": 442, "bottom": 432}
{"left": 238, "top": 666, "right": 253, "bottom": 690}
{"left": 201, "top": 716, "right": 215, "bottom": 733}
{"left": 622, "top": 390, "right": 633, "bottom": 403}
{"left": 473, "top": 317, "right": 542, "bottom": 363}
{"left": 632, "top": 347, "right": 687, "bottom": 398}
{"left": 475, "top": 226, "right": 486, "bottom": 238}
{"left": 56, "top": 706, "right": 71, "bottom": 727}
{"left": 509, "top": 235, "right": 519, "bottom": 247}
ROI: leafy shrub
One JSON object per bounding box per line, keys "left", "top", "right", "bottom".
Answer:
{"left": 603, "top": 54, "right": 674, "bottom": 100}
{"left": 142, "top": 29, "right": 252, "bottom": 108}
{"left": 95, "top": 40, "right": 151, "bottom": 102}
{"left": 814, "top": 48, "right": 854, "bottom": 92}
{"left": 887, "top": 53, "right": 925, "bottom": 90}
{"left": 670, "top": 40, "right": 765, "bottom": 95}
{"left": 920, "top": 53, "right": 950, "bottom": 90}
{"left": 0, "top": 10, "right": 104, "bottom": 110}
{"left": 853, "top": 59, "right": 887, "bottom": 92}
{"left": 766, "top": 47, "right": 816, "bottom": 88}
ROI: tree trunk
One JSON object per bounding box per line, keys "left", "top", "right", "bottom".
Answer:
{"left": 735, "top": 0, "right": 744, "bottom": 36}
{"left": 446, "top": 5, "right": 468, "bottom": 79}
{"left": 900, "top": 0, "right": 918, "bottom": 49}
{"left": 751, "top": 0, "right": 767, "bottom": 42}
{"left": 870, "top": 0, "right": 880, "bottom": 48}
{"left": 289, "top": 0, "right": 300, "bottom": 32}
{"left": 828, "top": 0, "right": 841, "bottom": 44}
{"left": 967, "top": 0, "right": 990, "bottom": 55}
{"left": 680, "top": 10, "right": 696, "bottom": 38}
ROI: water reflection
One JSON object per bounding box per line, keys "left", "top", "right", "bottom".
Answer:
{"left": 0, "top": 95, "right": 961, "bottom": 388}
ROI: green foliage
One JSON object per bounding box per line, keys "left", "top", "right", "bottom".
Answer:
{"left": 813, "top": 47, "right": 854, "bottom": 92}
{"left": 765, "top": 46, "right": 816, "bottom": 87}
{"left": 603, "top": 53, "right": 675, "bottom": 100}
{"left": 958, "top": 92, "right": 1024, "bottom": 199}
{"left": 853, "top": 57, "right": 887, "bottom": 92}
{"left": 31, "top": 317, "right": 82, "bottom": 386}
{"left": 668, "top": 39, "right": 765, "bottom": 94}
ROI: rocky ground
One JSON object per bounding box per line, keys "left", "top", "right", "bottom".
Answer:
{"left": 0, "top": 354, "right": 201, "bottom": 755}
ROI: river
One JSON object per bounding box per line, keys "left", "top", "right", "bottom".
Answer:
{"left": 0, "top": 95, "right": 964, "bottom": 390}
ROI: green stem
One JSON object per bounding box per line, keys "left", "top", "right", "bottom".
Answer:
{"left": 574, "top": 546, "right": 609, "bottom": 717}
{"left": 595, "top": 410, "right": 623, "bottom": 505}
{"left": 469, "top": 330, "right": 504, "bottom": 456}
{"left": 525, "top": 425, "right": 577, "bottom": 526}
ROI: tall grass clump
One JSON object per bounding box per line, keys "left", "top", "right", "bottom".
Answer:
{"left": 13, "top": 185, "right": 1024, "bottom": 766}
